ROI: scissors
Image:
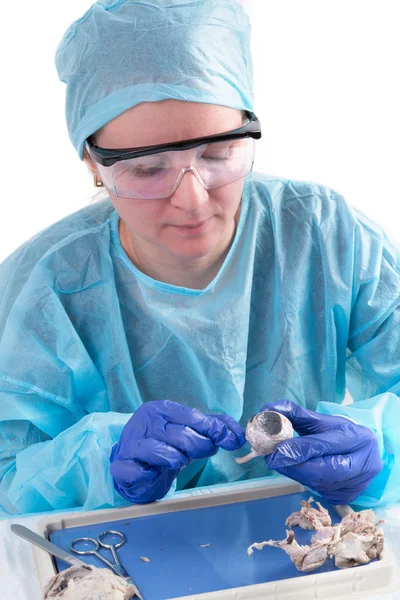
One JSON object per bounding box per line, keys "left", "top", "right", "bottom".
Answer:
{"left": 70, "top": 529, "right": 144, "bottom": 599}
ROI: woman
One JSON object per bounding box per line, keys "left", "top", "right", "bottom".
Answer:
{"left": 0, "top": 0, "right": 397, "bottom": 516}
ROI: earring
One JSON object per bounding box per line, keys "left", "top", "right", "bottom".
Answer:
{"left": 93, "top": 174, "right": 104, "bottom": 188}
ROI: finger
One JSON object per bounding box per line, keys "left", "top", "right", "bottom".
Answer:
{"left": 267, "top": 428, "right": 370, "bottom": 469}
{"left": 200, "top": 414, "right": 245, "bottom": 450}
{"left": 212, "top": 414, "right": 246, "bottom": 448}
{"left": 151, "top": 421, "right": 219, "bottom": 459}
{"left": 110, "top": 459, "right": 159, "bottom": 486}
{"left": 267, "top": 453, "right": 355, "bottom": 486}
{"left": 272, "top": 460, "right": 371, "bottom": 505}
{"left": 110, "top": 460, "right": 179, "bottom": 503}
{"left": 270, "top": 462, "right": 363, "bottom": 504}
{"left": 309, "top": 480, "right": 372, "bottom": 504}
{"left": 124, "top": 438, "right": 189, "bottom": 470}
{"left": 267, "top": 448, "right": 377, "bottom": 492}
{"left": 154, "top": 401, "right": 244, "bottom": 450}
{"left": 259, "top": 400, "right": 350, "bottom": 436}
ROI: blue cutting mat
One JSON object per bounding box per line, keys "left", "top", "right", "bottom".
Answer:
{"left": 50, "top": 491, "right": 346, "bottom": 599}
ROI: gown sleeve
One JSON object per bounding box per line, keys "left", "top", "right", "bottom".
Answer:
{"left": 0, "top": 239, "right": 135, "bottom": 516}
{"left": 317, "top": 194, "right": 400, "bottom": 507}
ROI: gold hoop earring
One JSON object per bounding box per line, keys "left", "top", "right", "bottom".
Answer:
{"left": 94, "top": 175, "right": 104, "bottom": 188}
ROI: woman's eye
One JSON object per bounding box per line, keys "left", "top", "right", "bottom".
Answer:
{"left": 202, "top": 155, "right": 229, "bottom": 161}
{"left": 201, "top": 150, "right": 232, "bottom": 161}
{"left": 201, "top": 144, "right": 237, "bottom": 161}
{"left": 134, "top": 167, "right": 162, "bottom": 175}
{"left": 124, "top": 165, "right": 164, "bottom": 177}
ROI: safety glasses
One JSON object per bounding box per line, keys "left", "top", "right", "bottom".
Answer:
{"left": 85, "top": 111, "right": 261, "bottom": 199}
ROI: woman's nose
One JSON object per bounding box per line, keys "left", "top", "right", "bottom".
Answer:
{"left": 169, "top": 167, "right": 209, "bottom": 212}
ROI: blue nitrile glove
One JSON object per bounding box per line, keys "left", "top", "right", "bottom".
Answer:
{"left": 260, "top": 400, "right": 382, "bottom": 504}
{"left": 110, "top": 400, "right": 245, "bottom": 504}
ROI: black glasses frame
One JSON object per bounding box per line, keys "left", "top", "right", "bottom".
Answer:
{"left": 86, "top": 111, "right": 261, "bottom": 167}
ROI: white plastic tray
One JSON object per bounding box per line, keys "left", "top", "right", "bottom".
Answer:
{"left": 33, "top": 478, "right": 399, "bottom": 599}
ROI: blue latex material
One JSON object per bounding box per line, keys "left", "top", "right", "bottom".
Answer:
{"left": 1, "top": 174, "right": 400, "bottom": 516}
{"left": 49, "top": 491, "right": 342, "bottom": 599}
{"left": 110, "top": 400, "right": 245, "bottom": 503}
{"left": 260, "top": 400, "right": 382, "bottom": 505}
{"left": 55, "top": 0, "right": 254, "bottom": 158}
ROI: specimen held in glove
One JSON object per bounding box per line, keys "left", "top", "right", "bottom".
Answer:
{"left": 235, "top": 410, "right": 294, "bottom": 464}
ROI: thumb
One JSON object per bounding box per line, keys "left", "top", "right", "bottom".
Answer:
{"left": 260, "top": 399, "right": 339, "bottom": 436}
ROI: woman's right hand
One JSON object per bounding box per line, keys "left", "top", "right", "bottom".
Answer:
{"left": 110, "top": 400, "right": 245, "bottom": 503}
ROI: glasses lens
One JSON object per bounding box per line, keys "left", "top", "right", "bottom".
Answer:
{"left": 97, "top": 137, "right": 255, "bottom": 199}
{"left": 196, "top": 138, "right": 255, "bottom": 190}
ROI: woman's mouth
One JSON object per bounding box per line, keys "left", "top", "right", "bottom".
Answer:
{"left": 171, "top": 218, "right": 213, "bottom": 233}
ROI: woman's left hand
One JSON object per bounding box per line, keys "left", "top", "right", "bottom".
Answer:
{"left": 259, "top": 399, "right": 382, "bottom": 504}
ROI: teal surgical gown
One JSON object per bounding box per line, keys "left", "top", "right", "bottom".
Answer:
{"left": 1, "top": 173, "right": 400, "bottom": 516}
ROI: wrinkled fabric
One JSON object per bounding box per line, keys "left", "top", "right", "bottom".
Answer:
{"left": 259, "top": 400, "right": 382, "bottom": 505}
{"left": 1, "top": 173, "right": 400, "bottom": 516}
{"left": 110, "top": 400, "right": 245, "bottom": 503}
{"left": 55, "top": 0, "right": 254, "bottom": 158}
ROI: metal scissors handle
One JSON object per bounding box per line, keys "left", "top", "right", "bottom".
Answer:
{"left": 98, "top": 530, "right": 126, "bottom": 569}
{"left": 70, "top": 530, "right": 143, "bottom": 599}
{"left": 70, "top": 530, "right": 127, "bottom": 572}
{"left": 70, "top": 536, "right": 118, "bottom": 573}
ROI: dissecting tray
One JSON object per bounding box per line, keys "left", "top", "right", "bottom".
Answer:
{"left": 33, "top": 477, "right": 399, "bottom": 599}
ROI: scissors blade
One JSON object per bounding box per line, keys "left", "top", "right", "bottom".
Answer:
{"left": 126, "top": 577, "right": 144, "bottom": 600}
{"left": 111, "top": 564, "right": 143, "bottom": 600}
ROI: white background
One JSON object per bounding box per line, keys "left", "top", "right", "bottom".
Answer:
{"left": 1, "top": 0, "right": 399, "bottom": 262}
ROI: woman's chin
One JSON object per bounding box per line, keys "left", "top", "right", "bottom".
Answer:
{"left": 162, "top": 218, "right": 233, "bottom": 260}
{"left": 166, "top": 239, "right": 220, "bottom": 260}
{"left": 164, "top": 234, "right": 224, "bottom": 259}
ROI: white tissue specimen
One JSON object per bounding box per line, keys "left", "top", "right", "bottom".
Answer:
{"left": 235, "top": 410, "right": 294, "bottom": 464}
{"left": 248, "top": 496, "right": 385, "bottom": 572}
{"left": 43, "top": 565, "right": 138, "bottom": 600}
{"left": 285, "top": 496, "right": 332, "bottom": 530}
{"left": 333, "top": 510, "right": 385, "bottom": 568}
{"left": 248, "top": 529, "right": 334, "bottom": 572}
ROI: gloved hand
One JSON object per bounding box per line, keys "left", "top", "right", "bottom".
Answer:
{"left": 260, "top": 399, "right": 382, "bottom": 504}
{"left": 110, "top": 400, "right": 245, "bottom": 504}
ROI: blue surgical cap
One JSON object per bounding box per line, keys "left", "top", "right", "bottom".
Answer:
{"left": 55, "top": 0, "right": 254, "bottom": 159}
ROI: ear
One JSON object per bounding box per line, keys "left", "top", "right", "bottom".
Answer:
{"left": 82, "top": 146, "right": 100, "bottom": 178}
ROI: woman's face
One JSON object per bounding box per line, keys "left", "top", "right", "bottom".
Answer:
{"left": 85, "top": 100, "right": 246, "bottom": 262}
